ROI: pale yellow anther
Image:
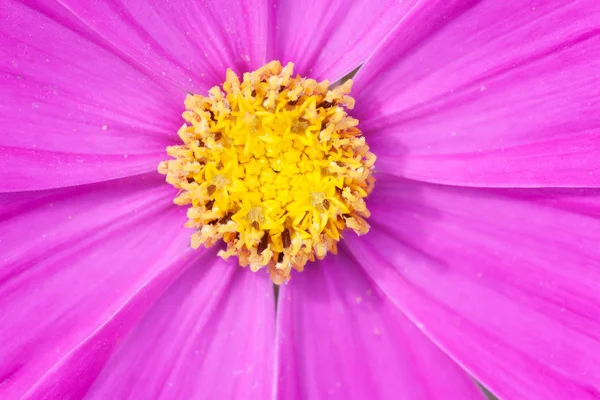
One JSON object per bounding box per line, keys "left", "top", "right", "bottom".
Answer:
{"left": 159, "top": 61, "right": 375, "bottom": 283}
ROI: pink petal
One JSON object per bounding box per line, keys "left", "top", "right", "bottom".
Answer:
{"left": 275, "top": 250, "right": 484, "bottom": 400}
{"left": 57, "top": 0, "right": 273, "bottom": 89}
{"left": 0, "top": 174, "right": 201, "bottom": 399}
{"left": 1, "top": 2, "right": 187, "bottom": 191}
{"left": 347, "top": 175, "right": 600, "bottom": 399}
{"left": 353, "top": 0, "right": 600, "bottom": 187}
{"left": 273, "top": 0, "right": 418, "bottom": 82}
{"left": 86, "top": 260, "right": 275, "bottom": 400}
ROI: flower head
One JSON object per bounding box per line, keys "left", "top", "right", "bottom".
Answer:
{"left": 1, "top": 1, "right": 600, "bottom": 400}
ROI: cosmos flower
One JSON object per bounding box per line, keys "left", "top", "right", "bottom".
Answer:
{"left": 1, "top": 0, "right": 599, "bottom": 399}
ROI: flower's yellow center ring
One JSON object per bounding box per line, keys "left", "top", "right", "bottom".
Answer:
{"left": 159, "top": 61, "right": 375, "bottom": 284}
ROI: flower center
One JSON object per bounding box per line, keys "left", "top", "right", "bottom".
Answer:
{"left": 159, "top": 61, "right": 375, "bottom": 284}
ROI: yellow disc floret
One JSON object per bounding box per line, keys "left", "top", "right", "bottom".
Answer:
{"left": 159, "top": 61, "right": 375, "bottom": 284}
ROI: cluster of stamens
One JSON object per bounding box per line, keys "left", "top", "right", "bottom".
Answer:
{"left": 159, "top": 61, "right": 375, "bottom": 283}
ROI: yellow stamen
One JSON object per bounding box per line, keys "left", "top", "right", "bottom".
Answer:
{"left": 159, "top": 61, "right": 376, "bottom": 284}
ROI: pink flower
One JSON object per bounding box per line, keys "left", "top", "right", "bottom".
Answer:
{"left": 1, "top": 1, "right": 599, "bottom": 399}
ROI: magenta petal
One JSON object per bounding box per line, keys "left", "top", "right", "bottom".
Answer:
{"left": 57, "top": 0, "right": 273, "bottom": 89}
{"left": 353, "top": 1, "right": 600, "bottom": 187}
{"left": 1, "top": 2, "right": 189, "bottom": 191}
{"left": 0, "top": 174, "right": 200, "bottom": 399}
{"left": 86, "top": 260, "right": 275, "bottom": 399}
{"left": 273, "top": 0, "right": 417, "bottom": 82}
{"left": 347, "top": 175, "right": 600, "bottom": 399}
{"left": 275, "top": 250, "right": 484, "bottom": 400}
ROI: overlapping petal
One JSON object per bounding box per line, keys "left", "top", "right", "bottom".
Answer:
{"left": 0, "top": 174, "right": 200, "bottom": 399}
{"left": 347, "top": 174, "right": 600, "bottom": 399}
{"left": 86, "top": 259, "right": 275, "bottom": 400}
{"left": 273, "top": 0, "right": 417, "bottom": 82}
{"left": 0, "top": 2, "right": 186, "bottom": 191}
{"left": 56, "top": 0, "right": 274, "bottom": 89}
{"left": 353, "top": 0, "right": 600, "bottom": 187}
{"left": 275, "top": 250, "right": 484, "bottom": 400}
